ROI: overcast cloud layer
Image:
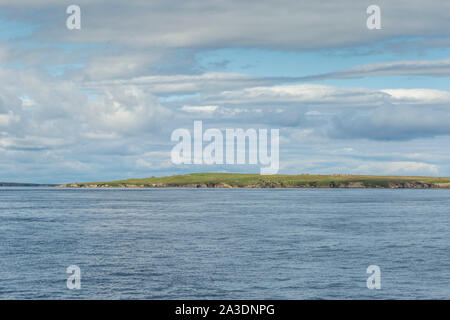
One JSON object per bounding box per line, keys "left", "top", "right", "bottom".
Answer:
{"left": 1, "top": 0, "right": 450, "bottom": 182}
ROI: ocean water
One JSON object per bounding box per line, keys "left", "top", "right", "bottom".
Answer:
{"left": 0, "top": 187, "right": 449, "bottom": 299}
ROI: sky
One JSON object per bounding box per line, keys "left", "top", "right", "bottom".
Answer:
{"left": 1, "top": 0, "right": 450, "bottom": 183}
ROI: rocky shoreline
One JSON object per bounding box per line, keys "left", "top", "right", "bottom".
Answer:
{"left": 57, "top": 181, "right": 449, "bottom": 189}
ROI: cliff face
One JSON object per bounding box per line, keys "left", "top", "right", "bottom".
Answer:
{"left": 387, "top": 182, "right": 436, "bottom": 188}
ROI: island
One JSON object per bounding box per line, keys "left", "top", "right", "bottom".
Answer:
{"left": 57, "top": 173, "right": 450, "bottom": 189}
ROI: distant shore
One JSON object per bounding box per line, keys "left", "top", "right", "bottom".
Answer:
{"left": 0, "top": 182, "right": 57, "bottom": 187}
{"left": 57, "top": 173, "right": 450, "bottom": 189}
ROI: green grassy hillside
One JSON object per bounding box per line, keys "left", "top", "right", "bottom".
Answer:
{"left": 60, "top": 173, "right": 450, "bottom": 188}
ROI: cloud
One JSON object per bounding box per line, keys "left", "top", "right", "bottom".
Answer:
{"left": 354, "top": 161, "right": 439, "bottom": 176}
{"left": 87, "top": 86, "right": 174, "bottom": 134}
{"left": 82, "top": 72, "right": 287, "bottom": 95}
{"left": 381, "top": 88, "right": 450, "bottom": 104}
{"left": 0, "top": 111, "right": 19, "bottom": 127}
{"left": 186, "top": 83, "right": 450, "bottom": 110}
{"left": 329, "top": 105, "right": 450, "bottom": 141}
{"left": 0, "top": 67, "right": 176, "bottom": 152}
{"left": 3, "top": 0, "right": 450, "bottom": 52}
{"left": 299, "top": 58, "right": 450, "bottom": 81}
{"left": 2, "top": 1, "right": 450, "bottom": 181}
{"left": 205, "top": 84, "right": 391, "bottom": 107}
{"left": 181, "top": 105, "right": 218, "bottom": 114}
{"left": 2, "top": 0, "right": 450, "bottom": 84}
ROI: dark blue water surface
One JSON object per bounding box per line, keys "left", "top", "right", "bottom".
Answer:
{"left": 0, "top": 187, "right": 449, "bottom": 299}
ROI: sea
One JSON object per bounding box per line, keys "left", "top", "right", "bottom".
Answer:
{"left": 0, "top": 187, "right": 449, "bottom": 299}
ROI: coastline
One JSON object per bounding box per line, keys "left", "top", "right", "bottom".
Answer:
{"left": 56, "top": 173, "right": 450, "bottom": 189}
